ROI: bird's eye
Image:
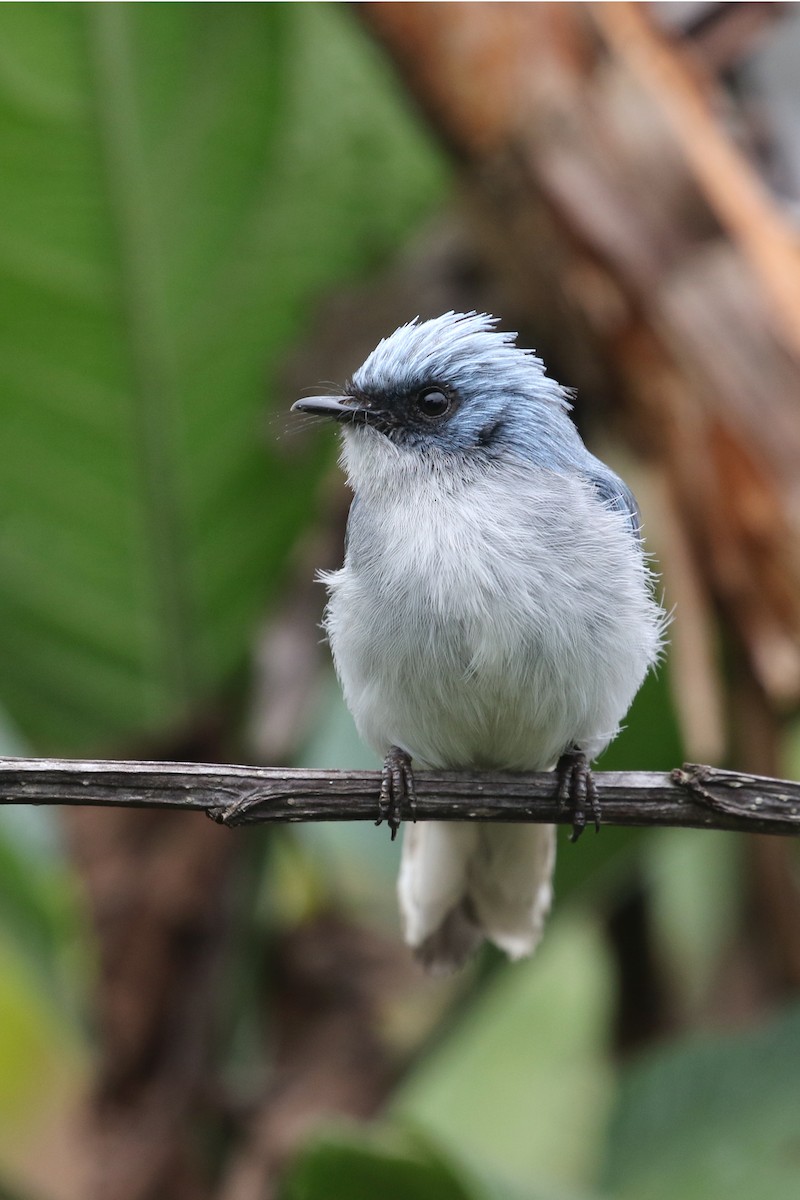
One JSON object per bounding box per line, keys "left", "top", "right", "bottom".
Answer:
{"left": 416, "top": 387, "right": 451, "bottom": 419}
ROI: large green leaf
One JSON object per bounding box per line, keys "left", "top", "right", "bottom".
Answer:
{"left": 0, "top": 3, "right": 446, "bottom": 751}
{"left": 603, "top": 1003, "right": 800, "bottom": 1200}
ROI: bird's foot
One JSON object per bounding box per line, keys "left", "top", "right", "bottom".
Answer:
{"left": 556, "top": 748, "right": 600, "bottom": 843}
{"left": 376, "top": 746, "right": 417, "bottom": 841}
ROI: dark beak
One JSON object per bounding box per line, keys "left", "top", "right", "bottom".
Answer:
{"left": 291, "top": 395, "right": 366, "bottom": 423}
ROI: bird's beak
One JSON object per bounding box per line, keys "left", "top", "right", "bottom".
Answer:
{"left": 291, "top": 395, "right": 366, "bottom": 424}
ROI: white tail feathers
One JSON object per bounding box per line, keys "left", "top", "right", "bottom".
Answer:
{"left": 398, "top": 821, "right": 556, "bottom": 972}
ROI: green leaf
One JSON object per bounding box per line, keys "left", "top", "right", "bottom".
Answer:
{"left": 0, "top": 3, "right": 446, "bottom": 751}
{"left": 603, "top": 1003, "right": 800, "bottom": 1200}
{"left": 279, "top": 1124, "right": 563, "bottom": 1200}
{"left": 280, "top": 1126, "right": 479, "bottom": 1200}
{"left": 0, "top": 823, "right": 84, "bottom": 1006}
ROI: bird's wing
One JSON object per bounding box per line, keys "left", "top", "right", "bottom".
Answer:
{"left": 584, "top": 464, "right": 642, "bottom": 540}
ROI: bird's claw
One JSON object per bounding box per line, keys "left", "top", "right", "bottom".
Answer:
{"left": 376, "top": 746, "right": 417, "bottom": 841}
{"left": 557, "top": 748, "right": 600, "bottom": 842}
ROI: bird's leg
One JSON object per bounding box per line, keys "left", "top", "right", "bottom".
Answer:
{"left": 556, "top": 747, "right": 601, "bottom": 843}
{"left": 376, "top": 746, "right": 417, "bottom": 841}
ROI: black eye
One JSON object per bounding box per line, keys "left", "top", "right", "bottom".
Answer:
{"left": 416, "top": 386, "right": 451, "bottom": 419}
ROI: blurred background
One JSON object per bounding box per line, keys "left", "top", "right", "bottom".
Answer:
{"left": 1, "top": 3, "right": 800, "bottom": 1198}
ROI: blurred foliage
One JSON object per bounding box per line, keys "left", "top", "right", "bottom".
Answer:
{"left": 0, "top": 5, "right": 797, "bottom": 1200}
{"left": 393, "top": 913, "right": 615, "bottom": 1195}
{"left": 603, "top": 1003, "right": 800, "bottom": 1200}
{"left": 279, "top": 1124, "right": 537, "bottom": 1200}
{"left": 0, "top": 1, "right": 445, "bottom": 752}
{"left": 284, "top": 999, "right": 800, "bottom": 1200}
{"left": 0, "top": 823, "right": 85, "bottom": 1009}
{"left": 0, "top": 930, "right": 85, "bottom": 1133}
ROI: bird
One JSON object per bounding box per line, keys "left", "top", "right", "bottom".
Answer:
{"left": 292, "top": 312, "right": 666, "bottom": 972}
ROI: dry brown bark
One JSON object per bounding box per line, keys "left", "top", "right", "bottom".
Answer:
{"left": 5, "top": 758, "right": 800, "bottom": 837}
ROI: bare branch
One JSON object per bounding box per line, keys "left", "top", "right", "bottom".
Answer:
{"left": 0, "top": 757, "right": 798, "bottom": 836}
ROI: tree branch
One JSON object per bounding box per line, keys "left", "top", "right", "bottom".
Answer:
{"left": 0, "top": 757, "right": 798, "bottom": 836}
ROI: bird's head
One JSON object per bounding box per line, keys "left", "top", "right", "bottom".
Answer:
{"left": 292, "top": 311, "right": 584, "bottom": 469}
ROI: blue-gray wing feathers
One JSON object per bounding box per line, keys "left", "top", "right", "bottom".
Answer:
{"left": 584, "top": 466, "right": 642, "bottom": 540}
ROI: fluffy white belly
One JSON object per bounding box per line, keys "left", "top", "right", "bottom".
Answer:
{"left": 324, "top": 457, "right": 662, "bottom": 772}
